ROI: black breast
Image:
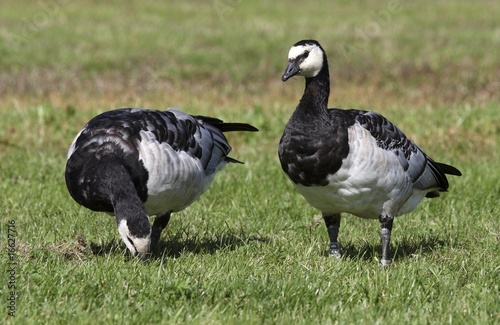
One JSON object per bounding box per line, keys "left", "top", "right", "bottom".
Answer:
{"left": 278, "top": 109, "right": 354, "bottom": 186}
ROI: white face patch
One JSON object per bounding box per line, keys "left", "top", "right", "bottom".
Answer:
{"left": 117, "top": 219, "right": 151, "bottom": 256}
{"left": 288, "top": 44, "right": 324, "bottom": 78}
{"left": 288, "top": 44, "right": 315, "bottom": 60}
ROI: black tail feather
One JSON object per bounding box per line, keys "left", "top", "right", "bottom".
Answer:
{"left": 218, "top": 122, "right": 259, "bottom": 133}
{"left": 426, "top": 159, "right": 462, "bottom": 195}
{"left": 436, "top": 162, "right": 462, "bottom": 176}
{"left": 425, "top": 191, "right": 440, "bottom": 198}
{"left": 425, "top": 161, "right": 461, "bottom": 198}
{"left": 226, "top": 157, "right": 244, "bottom": 164}
{"left": 194, "top": 115, "right": 259, "bottom": 133}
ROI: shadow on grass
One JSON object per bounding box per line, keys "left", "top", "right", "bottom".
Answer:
{"left": 89, "top": 238, "right": 124, "bottom": 256}
{"left": 325, "top": 234, "right": 458, "bottom": 263}
{"left": 88, "top": 232, "right": 268, "bottom": 260}
{"left": 87, "top": 231, "right": 454, "bottom": 263}
{"left": 154, "top": 233, "right": 268, "bottom": 259}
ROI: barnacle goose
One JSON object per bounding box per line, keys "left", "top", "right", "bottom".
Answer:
{"left": 65, "top": 108, "right": 258, "bottom": 258}
{"left": 279, "top": 40, "right": 461, "bottom": 265}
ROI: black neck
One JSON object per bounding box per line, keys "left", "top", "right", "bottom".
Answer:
{"left": 298, "top": 56, "right": 330, "bottom": 116}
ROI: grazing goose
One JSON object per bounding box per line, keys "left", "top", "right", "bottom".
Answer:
{"left": 279, "top": 40, "right": 461, "bottom": 265}
{"left": 65, "top": 108, "right": 258, "bottom": 258}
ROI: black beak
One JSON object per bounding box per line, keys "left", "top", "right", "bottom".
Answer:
{"left": 282, "top": 60, "right": 300, "bottom": 81}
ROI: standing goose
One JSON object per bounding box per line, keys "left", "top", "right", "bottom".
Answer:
{"left": 279, "top": 40, "right": 461, "bottom": 265}
{"left": 65, "top": 108, "right": 258, "bottom": 258}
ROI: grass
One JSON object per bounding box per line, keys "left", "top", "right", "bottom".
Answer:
{"left": 1, "top": 0, "right": 499, "bottom": 324}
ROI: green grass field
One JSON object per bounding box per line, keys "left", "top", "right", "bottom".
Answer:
{"left": 1, "top": 0, "right": 499, "bottom": 324}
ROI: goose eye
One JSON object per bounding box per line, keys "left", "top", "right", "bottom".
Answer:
{"left": 303, "top": 51, "right": 310, "bottom": 58}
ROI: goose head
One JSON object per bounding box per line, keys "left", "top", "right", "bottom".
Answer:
{"left": 282, "top": 40, "right": 325, "bottom": 81}
{"left": 117, "top": 218, "right": 151, "bottom": 258}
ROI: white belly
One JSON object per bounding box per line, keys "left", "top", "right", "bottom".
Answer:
{"left": 294, "top": 125, "right": 425, "bottom": 218}
{"left": 136, "top": 131, "right": 219, "bottom": 216}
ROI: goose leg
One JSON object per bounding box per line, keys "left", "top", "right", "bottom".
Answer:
{"left": 323, "top": 213, "right": 342, "bottom": 258}
{"left": 150, "top": 211, "right": 172, "bottom": 253}
{"left": 379, "top": 215, "right": 394, "bottom": 266}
